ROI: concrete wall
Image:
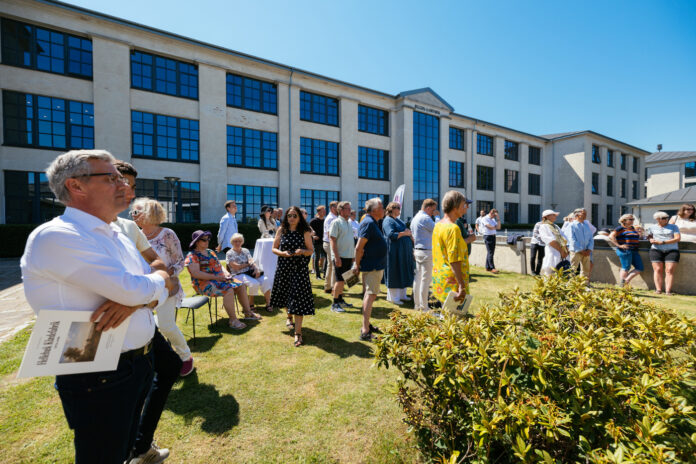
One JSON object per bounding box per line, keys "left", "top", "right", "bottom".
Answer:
{"left": 469, "top": 238, "right": 696, "bottom": 295}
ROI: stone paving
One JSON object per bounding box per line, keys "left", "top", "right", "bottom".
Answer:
{"left": 0, "top": 258, "right": 35, "bottom": 344}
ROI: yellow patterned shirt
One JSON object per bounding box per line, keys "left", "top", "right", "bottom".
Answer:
{"left": 432, "top": 221, "right": 470, "bottom": 302}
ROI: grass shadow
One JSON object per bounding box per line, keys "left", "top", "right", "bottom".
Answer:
{"left": 167, "top": 371, "right": 239, "bottom": 434}
{"left": 188, "top": 334, "right": 223, "bottom": 353}
{"left": 292, "top": 327, "right": 374, "bottom": 358}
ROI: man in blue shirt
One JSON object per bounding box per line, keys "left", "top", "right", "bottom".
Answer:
{"left": 216, "top": 200, "right": 238, "bottom": 254}
{"left": 353, "top": 197, "right": 387, "bottom": 341}
{"left": 410, "top": 199, "right": 437, "bottom": 311}
{"left": 568, "top": 208, "right": 594, "bottom": 279}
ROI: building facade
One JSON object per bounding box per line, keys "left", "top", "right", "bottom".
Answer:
{"left": 645, "top": 151, "right": 696, "bottom": 198}
{"left": 0, "top": 0, "right": 648, "bottom": 227}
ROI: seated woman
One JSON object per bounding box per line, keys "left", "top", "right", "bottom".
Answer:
{"left": 184, "top": 230, "right": 262, "bottom": 329}
{"left": 258, "top": 205, "right": 278, "bottom": 238}
{"left": 225, "top": 233, "right": 273, "bottom": 312}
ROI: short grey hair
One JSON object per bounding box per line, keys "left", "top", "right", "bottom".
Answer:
{"left": 46, "top": 150, "right": 116, "bottom": 203}
{"left": 131, "top": 197, "right": 167, "bottom": 225}
{"left": 573, "top": 208, "right": 585, "bottom": 217}
{"left": 365, "top": 197, "right": 383, "bottom": 213}
{"left": 230, "top": 232, "right": 244, "bottom": 244}
{"left": 653, "top": 211, "right": 669, "bottom": 220}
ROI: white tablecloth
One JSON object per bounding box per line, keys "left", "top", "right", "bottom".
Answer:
{"left": 252, "top": 238, "right": 278, "bottom": 282}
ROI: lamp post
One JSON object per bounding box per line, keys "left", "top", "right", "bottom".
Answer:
{"left": 164, "top": 176, "right": 180, "bottom": 223}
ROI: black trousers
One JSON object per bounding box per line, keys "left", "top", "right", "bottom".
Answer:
{"left": 55, "top": 344, "right": 155, "bottom": 464}
{"left": 313, "top": 240, "right": 325, "bottom": 278}
{"left": 132, "top": 329, "right": 183, "bottom": 456}
{"left": 484, "top": 235, "right": 496, "bottom": 270}
{"left": 529, "top": 243, "right": 545, "bottom": 275}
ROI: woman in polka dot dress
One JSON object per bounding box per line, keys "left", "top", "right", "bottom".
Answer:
{"left": 270, "top": 206, "right": 315, "bottom": 347}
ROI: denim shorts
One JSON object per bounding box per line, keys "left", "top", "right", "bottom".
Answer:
{"left": 615, "top": 248, "right": 644, "bottom": 272}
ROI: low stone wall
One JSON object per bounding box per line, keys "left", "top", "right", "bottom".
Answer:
{"left": 469, "top": 237, "right": 696, "bottom": 295}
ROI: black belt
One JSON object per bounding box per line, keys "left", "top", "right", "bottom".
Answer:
{"left": 414, "top": 248, "right": 431, "bottom": 251}
{"left": 120, "top": 340, "right": 152, "bottom": 361}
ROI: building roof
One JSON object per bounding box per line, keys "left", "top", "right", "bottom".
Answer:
{"left": 541, "top": 130, "right": 650, "bottom": 155}
{"left": 626, "top": 186, "right": 696, "bottom": 206}
{"left": 396, "top": 88, "right": 455, "bottom": 112}
{"left": 646, "top": 151, "right": 696, "bottom": 163}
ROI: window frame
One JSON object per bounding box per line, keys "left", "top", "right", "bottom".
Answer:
{"left": 592, "top": 145, "right": 601, "bottom": 164}
{"left": 449, "top": 126, "right": 465, "bottom": 151}
{"left": 476, "top": 165, "right": 494, "bottom": 191}
{"left": 131, "top": 110, "right": 200, "bottom": 163}
{"left": 477, "top": 133, "right": 493, "bottom": 156}
{"left": 299, "top": 90, "right": 339, "bottom": 127}
{"left": 504, "top": 169, "right": 519, "bottom": 193}
{"left": 130, "top": 49, "right": 198, "bottom": 100}
{"left": 226, "top": 73, "right": 278, "bottom": 115}
{"left": 227, "top": 184, "right": 279, "bottom": 223}
{"left": 226, "top": 125, "right": 278, "bottom": 170}
{"left": 685, "top": 161, "right": 696, "bottom": 178}
{"left": 528, "top": 146, "right": 541, "bottom": 165}
{"left": 358, "top": 146, "right": 389, "bottom": 180}
{"left": 357, "top": 104, "right": 388, "bottom": 136}
{"left": 591, "top": 172, "right": 600, "bottom": 195}
{"left": 528, "top": 173, "right": 541, "bottom": 196}
{"left": 300, "top": 137, "right": 340, "bottom": 176}
{"left": 301, "top": 189, "right": 340, "bottom": 213}
{"left": 504, "top": 140, "right": 519, "bottom": 161}
{"left": 449, "top": 161, "right": 465, "bottom": 188}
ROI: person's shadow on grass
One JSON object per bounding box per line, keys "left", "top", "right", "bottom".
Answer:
{"left": 292, "top": 327, "right": 373, "bottom": 358}
{"left": 187, "top": 334, "right": 223, "bottom": 353}
{"left": 167, "top": 371, "right": 239, "bottom": 434}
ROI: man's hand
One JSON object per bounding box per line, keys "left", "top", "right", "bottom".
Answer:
{"left": 335, "top": 257, "right": 342, "bottom": 268}
{"left": 91, "top": 300, "right": 140, "bottom": 331}
{"left": 216, "top": 245, "right": 222, "bottom": 252}
{"left": 150, "top": 258, "right": 167, "bottom": 272}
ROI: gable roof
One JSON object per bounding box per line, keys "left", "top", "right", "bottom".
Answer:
{"left": 626, "top": 186, "right": 696, "bottom": 206}
{"left": 396, "top": 88, "right": 455, "bottom": 112}
{"left": 646, "top": 151, "right": 696, "bottom": 163}
{"left": 540, "top": 130, "right": 650, "bottom": 155}
{"left": 539, "top": 131, "right": 587, "bottom": 139}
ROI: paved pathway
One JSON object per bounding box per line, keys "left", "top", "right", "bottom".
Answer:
{"left": 0, "top": 259, "right": 35, "bottom": 344}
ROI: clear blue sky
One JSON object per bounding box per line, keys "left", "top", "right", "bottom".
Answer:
{"left": 64, "top": 0, "right": 696, "bottom": 152}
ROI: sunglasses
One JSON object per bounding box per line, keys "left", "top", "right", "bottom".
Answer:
{"left": 199, "top": 237, "right": 210, "bottom": 242}
{"left": 287, "top": 214, "right": 298, "bottom": 218}
{"left": 130, "top": 210, "right": 141, "bottom": 217}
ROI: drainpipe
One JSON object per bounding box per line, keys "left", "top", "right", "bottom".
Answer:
{"left": 288, "top": 70, "right": 294, "bottom": 207}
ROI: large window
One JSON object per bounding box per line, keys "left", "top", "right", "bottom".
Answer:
{"left": 226, "top": 126, "right": 277, "bottom": 169}
{"left": 606, "top": 204, "right": 614, "bottom": 227}
{"left": 504, "top": 169, "right": 519, "bottom": 193}
{"left": 686, "top": 162, "right": 696, "bottom": 178}
{"left": 477, "top": 165, "right": 494, "bottom": 191}
{"left": 227, "top": 184, "right": 278, "bottom": 223}
{"left": 592, "top": 145, "right": 601, "bottom": 164}
{"left": 620, "top": 153, "right": 627, "bottom": 170}
{"left": 449, "top": 127, "right": 465, "bottom": 151}
{"left": 300, "top": 91, "right": 338, "bottom": 126}
{"left": 528, "top": 173, "right": 541, "bottom": 196}
{"left": 413, "top": 112, "right": 439, "bottom": 212}
{"left": 477, "top": 201, "right": 494, "bottom": 215}
{"left": 1, "top": 18, "right": 92, "bottom": 78}
{"left": 592, "top": 172, "right": 600, "bottom": 194}
{"left": 528, "top": 204, "right": 541, "bottom": 222}
{"left": 477, "top": 134, "right": 493, "bottom": 155}
{"left": 358, "top": 193, "right": 390, "bottom": 215}
{"left": 358, "top": 105, "right": 388, "bottom": 135}
{"left": 300, "top": 137, "right": 339, "bottom": 176}
{"left": 2, "top": 90, "right": 94, "bottom": 150}
{"left": 607, "top": 175, "right": 614, "bottom": 196}
{"left": 621, "top": 178, "right": 627, "bottom": 198}
{"left": 131, "top": 111, "right": 199, "bottom": 162}
{"left": 504, "top": 140, "right": 519, "bottom": 161}
{"left": 226, "top": 73, "right": 277, "bottom": 114}
{"left": 301, "top": 189, "right": 339, "bottom": 213}
{"left": 591, "top": 203, "right": 599, "bottom": 226}
{"left": 135, "top": 179, "right": 200, "bottom": 223}
{"left": 358, "top": 146, "right": 388, "bottom": 180}
{"left": 632, "top": 180, "right": 638, "bottom": 200}
{"left": 4, "top": 170, "right": 64, "bottom": 224}
{"left": 449, "top": 161, "right": 465, "bottom": 188}
{"left": 529, "top": 146, "right": 541, "bottom": 165}
{"left": 504, "top": 202, "right": 519, "bottom": 224}
{"left": 607, "top": 149, "right": 614, "bottom": 167}
{"left": 131, "top": 50, "right": 197, "bottom": 99}
{"left": 633, "top": 157, "right": 639, "bottom": 174}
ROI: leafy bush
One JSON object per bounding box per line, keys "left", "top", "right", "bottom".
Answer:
{"left": 375, "top": 274, "right": 696, "bottom": 463}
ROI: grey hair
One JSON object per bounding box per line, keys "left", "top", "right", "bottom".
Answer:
{"left": 364, "top": 197, "right": 383, "bottom": 213}
{"left": 230, "top": 232, "right": 244, "bottom": 245}
{"left": 131, "top": 197, "right": 167, "bottom": 225}
{"left": 46, "top": 150, "right": 116, "bottom": 203}
{"left": 653, "top": 211, "right": 669, "bottom": 220}
{"left": 573, "top": 208, "right": 585, "bottom": 217}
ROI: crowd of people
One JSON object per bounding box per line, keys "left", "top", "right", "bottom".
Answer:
{"left": 19, "top": 147, "right": 696, "bottom": 463}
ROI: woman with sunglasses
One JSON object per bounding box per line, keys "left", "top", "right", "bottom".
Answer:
{"left": 270, "top": 206, "right": 314, "bottom": 347}
{"left": 647, "top": 211, "right": 681, "bottom": 295}
{"left": 609, "top": 214, "right": 644, "bottom": 286}
{"left": 669, "top": 203, "right": 696, "bottom": 243}
{"left": 184, "top": 230, "right": 261, "bottom": 330}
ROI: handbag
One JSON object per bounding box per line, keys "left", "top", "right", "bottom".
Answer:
{"left": 555, "top": 259, "right": 571, "bottom": 272}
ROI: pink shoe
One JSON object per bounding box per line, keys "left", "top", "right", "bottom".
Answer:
{"left": 180, "top": 357, "right": 194, "bottom": 376}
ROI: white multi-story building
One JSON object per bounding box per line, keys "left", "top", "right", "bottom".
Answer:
{"left": 645, "top": 151, "right": 696, "bottom": 197}
{"left": 0, "top": 0, "right": 649, "bottom": 227}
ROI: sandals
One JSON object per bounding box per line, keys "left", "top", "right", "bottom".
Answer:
{"left": 265, "top": 305, "right": 273, "bottom": 313}
{"left": 242, "top": 311, "right": 263, "bottom": 321}
{"left": 228, "top": 319, "right": 246, "bottom": 330}
{"left": 294, "top": 332, "right": 303, "bottom": 347}
{"left": 286, "top": 318, "right": 295, "bottom": 330}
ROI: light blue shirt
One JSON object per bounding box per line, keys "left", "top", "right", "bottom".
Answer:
{"left": 568, "top": 220, "right": 594, "bottom": 252}
{"left": 410, "top": 210, "right": 435, "bottom": 250}
{"left": 217, "top": 212, "right": 238, "bottom": 248}
{"left": 648, "top": 223, "right": 679, "bottom": 251}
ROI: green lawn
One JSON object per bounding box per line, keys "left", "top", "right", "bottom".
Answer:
{"left": 0, "top": 266, "right": 693, "bottom": 463}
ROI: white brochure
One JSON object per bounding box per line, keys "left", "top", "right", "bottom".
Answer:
{"left": 442, "top": 292, "right": 474, "bottom": 317}
{"left": 17, "top": 310, "right": 129, "bottom": 378}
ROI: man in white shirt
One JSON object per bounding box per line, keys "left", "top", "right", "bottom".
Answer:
{"left": 475, "top": 210, "right": 486, "bottom": 234}
{"left": 322, "top": 201, "right": 339, "bottom": 293}
{"left": 410, "top": 199, "right": 437, "bottom": 311}
{"left": 349, "top": 210, "right": 360, "bottom": 242}
{"left": 21, "top": 150, "right": 176, "bottom": 464}
{"left": 330, "top": 202, "right": 356, "bottom": 312}
{"left": 481, "top": 209, "right": 501, "bottom": 273}
{"left": 215, "top": 200, "right": 238, "bottom": 253}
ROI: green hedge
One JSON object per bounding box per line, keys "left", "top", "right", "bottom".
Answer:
{"left": 376, "top": 274, "right": 696, "bottom": 463}
{"left": 0, "top": 221, "right": 262, "bottom": 258}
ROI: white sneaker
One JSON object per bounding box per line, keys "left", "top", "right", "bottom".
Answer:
{"left": 129, "top": 443, "right": 170, "bottom": 464}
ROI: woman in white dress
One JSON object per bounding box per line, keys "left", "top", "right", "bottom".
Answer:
{"left": 538, "top": 209, "right": 570, "bottom": 276}
{"left": 225, "top": 233, "right": 273, "bottom": 312}
{"left": 131, "top": 197, "right": 194, "bottom": 376}
{"left": 669, "top": 203, "right": 696, "bottom": 243}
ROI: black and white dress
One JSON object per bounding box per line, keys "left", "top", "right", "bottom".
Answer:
{"left": 270, "top": 229, "right": 315, "bottom": 315}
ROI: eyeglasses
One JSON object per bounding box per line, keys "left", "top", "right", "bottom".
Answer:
{"left": 657, "top": 217, "right": 669, "bottom": 220}
{"left": 625, "top": 218, "right": 635, "bottom": 221}
{"left": 74, "top": 172, "right": 127, "bottom": 185}
{"left": 287, "top": 214, "right": 298, "bottom": 218}
{"left": 685, "top": 208, "right": 695, "bottom": 211}
{"left": 199, "top": 237, "right": 210, "bottom": 242}
{"left": 130, "top": 210, "right": 141, "bottom": 217}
